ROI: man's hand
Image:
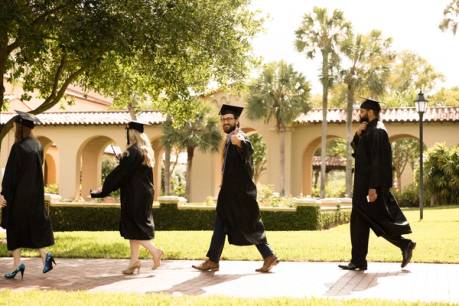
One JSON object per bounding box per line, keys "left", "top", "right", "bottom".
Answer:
{"left": 368, "top": 189, "right": 377, "bottom": 203}
{"left": 230, "top": 128, "right": 242, "bottom": 148}
{"left": 356, "top": 122, "right": 368, "bottom": 136}
{"left": 0, "top": 195, "right": 6, "bottom": 208}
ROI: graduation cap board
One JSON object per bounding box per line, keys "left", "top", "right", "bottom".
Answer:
{"left": 360, "top": 98, "right": 382, "bottom": 112}
{"left": 127, "top": 121, "right": 147, "bottom": 133}
{"left": 14, "top": 110, "right": 41, "bottom": 128}
{"left": 219, "top": 104, "right": 244, "bottom": 118}
{"left": 126, "top": 120, "right": 149, "bottom": 145}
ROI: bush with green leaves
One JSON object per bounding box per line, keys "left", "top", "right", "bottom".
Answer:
{"left": 44, "top": 184, "right": 59, "bottom": 194}
{"left": 393, "top": 183, "right": 419, "bottom": 207}
{"left": 424, "top": 143, "right": 459, "bottom": 205}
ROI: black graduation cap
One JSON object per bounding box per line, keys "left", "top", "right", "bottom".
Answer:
{"left": 126, "top": 121, "right": 147, "bottom": 133}
{"left": 14, "top": 110, "right": 41, "bottom": 128}
{"left": 360, "top": 98, "right": 382, "bottom": 112}
{"left": 219, "top": 104, "right": 243, "bottom": 118}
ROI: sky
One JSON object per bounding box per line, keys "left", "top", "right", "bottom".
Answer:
{"left": 249, "top": 0, "right": 459, "bottom": 95}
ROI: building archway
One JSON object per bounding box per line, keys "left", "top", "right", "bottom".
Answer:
{"left": 37, "top": 136, "right": 59, "bottom": 187}
{"left": 77, "top": 135, "right": 119, "bottom": 199}
{"left": 302, "top": 135, "right": 347, "bottom": 197}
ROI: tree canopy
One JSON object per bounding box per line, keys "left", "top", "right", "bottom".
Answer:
{"left": 0, "top": 0, "right": 262, "bottom": 142}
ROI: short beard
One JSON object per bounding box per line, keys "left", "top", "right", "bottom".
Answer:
{"left": 359, "top": 116, "right": 369, "bottom": 123}
{"left": 223, "top": 124, "right": 236, "bottom": 134}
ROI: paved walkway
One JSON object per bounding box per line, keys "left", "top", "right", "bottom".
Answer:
{"left": 1, "top": 258, "right": 458, "bottom": 303}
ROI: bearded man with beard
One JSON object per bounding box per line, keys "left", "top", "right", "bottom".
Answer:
{"left": 192, "top": 104, "right": 279, "bottom": 273}
{"left": 339, "top": 98, "right": 416, "bottom": 271}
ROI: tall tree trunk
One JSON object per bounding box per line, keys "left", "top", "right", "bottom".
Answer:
{"left": 345, "top": 83, "right": 355, "bottom": 197}
{"left": 279, "top": 125, "right": 286, "bottom": 196}
{"left": 127, "top": 102, "right": 137, "bottom": 120}
{"left": 164, "top": 145, "right": 171, "bottom": 195}
{"left": 397, "top": 172, "right": 402, "bottom": 191}
{"left": 320, "top": 51, "right": 329, "bottom": 198}
{"left": 185, "top": 146, "right": 195, "bottom": 201}
{"left": 0, "top": 31, "right": 8, "bottom": 111}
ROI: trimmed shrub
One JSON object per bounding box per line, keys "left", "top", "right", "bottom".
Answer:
{"left": 47, "top": 202, "right": 350, "bottom": 232}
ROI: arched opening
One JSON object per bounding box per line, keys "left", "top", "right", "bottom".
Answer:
{"left": 390, "top": 134, "right": 423, "bottom": 192}
{"left": 37, "top": 136, "right": 59, "bottom": 192}
{"left": 303, "top": 135, "right": 347, "bottom": 197}
{"left": 77, "top": 136, "right": 119, "bottom": 200}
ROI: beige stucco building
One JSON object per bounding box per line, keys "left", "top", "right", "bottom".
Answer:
{"left": 1, "top": 87, "right": 459, "bottom": 202}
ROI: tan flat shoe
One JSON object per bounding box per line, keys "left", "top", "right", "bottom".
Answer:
{"left": 122, "top": 261, "right": 141, "bottom": 275}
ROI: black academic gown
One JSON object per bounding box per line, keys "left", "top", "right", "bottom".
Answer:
{"left": 1, "top": 137, "right": 54, "bottom": 250}
{"left": 97, "top": 145, "right": 154, "bottom": 240}
{"left": 351, "top": 119, "right": 412, "bottom": 237}
{"left": 216, "top": 132, "right": 267, "bottom": 246}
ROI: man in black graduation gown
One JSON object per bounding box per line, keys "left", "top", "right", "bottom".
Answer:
{"left": 192, "top": 104, "right": 279, "bottom": 273}
{"left": 339, "top": 98, "right": 416, "bottom": 271}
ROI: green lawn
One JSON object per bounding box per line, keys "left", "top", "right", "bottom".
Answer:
{"left": 0, "top": 290, "right": 453, "bottom": 306}
{"left": 1, "top": 207, "right": 458, "bottom": 263}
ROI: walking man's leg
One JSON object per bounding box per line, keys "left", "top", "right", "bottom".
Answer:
{"left": 255, "top": 242, "right": 279, "bottom": 273}
{"left": 339, "top": 208, "right": 369, "bottom": 270}
{"left": 383, "top": 234, "right": 416, "bottom": 268}
{"left": 192, "top": 215, "right": 225, "bottom": 271}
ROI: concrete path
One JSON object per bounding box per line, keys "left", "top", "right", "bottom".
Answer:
{"left": 1, "top": 258, "right": 458, "bottom": 303}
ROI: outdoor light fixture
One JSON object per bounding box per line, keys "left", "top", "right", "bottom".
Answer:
{"left": 415, "top": 90, "right": 428, "bottom": 220}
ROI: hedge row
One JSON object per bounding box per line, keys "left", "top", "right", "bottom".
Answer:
{"left": 47, "top": 203, "right": 350, "bottom": 232}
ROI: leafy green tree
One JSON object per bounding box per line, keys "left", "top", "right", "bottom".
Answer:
{"left": 440, "top": 0, "right": 459, "bottom": 34}
{"left": 339, "top": 29, "right": 394, "bottom": 195}
{"left": 247, "top": 61, "right": 311, "bottom": 196}
{"left": 295, "top": 7, "right": 351, "bottom": 198}
{"left": 0, "top": 0, "right": 261, "bottom": 148}
{"left": 248, "top": 133, "right": 267, "bottom": 183}
{"left": 384, "top": 51, "right": 443, "bottom": 107}
{"left": 391, "top": 137, "right": 420, "bottom": 192}
{"left": 161, "top": 101, "right": 222, "bottom": 200}
{"left": 430, "top": 86, "right": 459, "bottom": 106}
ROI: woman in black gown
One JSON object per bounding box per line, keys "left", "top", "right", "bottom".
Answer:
{"left": 1, "top": 111, "right": 55, "bottom": 279}
{"left": 91, "top": 121, "right": 163, "bottom": 274}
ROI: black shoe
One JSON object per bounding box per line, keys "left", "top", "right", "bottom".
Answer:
{"left": 401, "top": 241, "right": 416, "bottom": 268}
{"left": 43, "top": 252, "right": 56, "bottom": 273}
{"left": 338, "top": 262, "right": 367, "bottom": 271}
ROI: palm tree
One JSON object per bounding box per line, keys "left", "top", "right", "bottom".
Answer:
{"left": 247, "top": 61, "right": 311, "bottom": 196}
{"left": 161, "top": 102, "right": 222, "bottom": 201}
{"left": 339, "top": 30, "right": 394, "bottom": 196}
{"left": 296, "top": 7, "right": 351, "bottom": 198}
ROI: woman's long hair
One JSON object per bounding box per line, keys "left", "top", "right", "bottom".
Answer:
{"left": 124, "top": 129, "right": 155, "bottom": 168}
{"left": 14, "top": 122, "right": 35, "bottom": 143}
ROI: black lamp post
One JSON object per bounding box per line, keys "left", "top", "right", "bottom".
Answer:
{"left": 415, "top": 91, "right": 428, "bottom": 220}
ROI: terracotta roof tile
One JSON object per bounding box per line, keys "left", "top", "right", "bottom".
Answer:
{"left": 312, "top": 156, "right": 346, "bottom": 167}
{"left": 295, "top": 107, "right": 459, "bottom": 124}
{"left": 0, "top": 111, "right": 165, "bottom": 126}
{"left": 1, "top": 107, "right": 458, "bottom": 126}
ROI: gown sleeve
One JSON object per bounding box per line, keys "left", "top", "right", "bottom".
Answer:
{"left": 351, "top": 133, "right": 360, "bottom": 157}
{"left": 235, "top": 136, "right": 254, "bottom": 179}
{"left": 368, "top": 129, "right": 390, "bottom": 189}
{"left": 92, "top": 147, "right": 142, "bottom": 198}
{"left": 1, "top": 144, "right": 21, "bottom": 203}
